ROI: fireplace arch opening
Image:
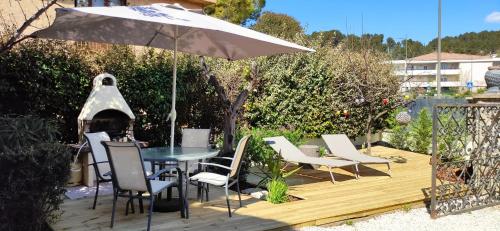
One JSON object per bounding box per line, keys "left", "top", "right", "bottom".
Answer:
{"left": 89, "top": 109, "right": 131, "bottom": 140}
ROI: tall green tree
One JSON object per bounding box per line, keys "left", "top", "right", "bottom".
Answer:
{"left": 390, "top": 39, "right": 429, "bottom": 60}
{"left": 251, "top": 12, "right": 303, "bottom": 40}
{"left": 310, "top": 30, "right": 345, "bottom": 47}
{"left": 360, "top": 33, "right": 385, "bottom": 51}
{"left": 205, "top": 0, "right": 266, "bottom": 25}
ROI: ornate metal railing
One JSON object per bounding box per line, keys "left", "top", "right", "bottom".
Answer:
{"left": 430, "top": 104, "right": 499, "bottom": 218}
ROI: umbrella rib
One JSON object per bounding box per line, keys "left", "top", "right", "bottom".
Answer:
{"left": 154, "top": 26, "right": 193, "bottom": 40}
{"left": 146, "top": 25, "right": 164, "bottom": 47}
{"left": 177, "top": 27, "right": 194, "bottom": 39}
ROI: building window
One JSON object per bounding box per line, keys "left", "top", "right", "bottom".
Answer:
{"left": 75, "top": 0, "right": 127, "bottom": 7}
{"left": 423, "top": 66, "right": 427, "bottom": 70}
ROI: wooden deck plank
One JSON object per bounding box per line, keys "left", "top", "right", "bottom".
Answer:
{"left": 51, "top": 146, "right": 432, "bottom": 231}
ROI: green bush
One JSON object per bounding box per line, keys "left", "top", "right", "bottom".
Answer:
{"left": 0, "top": 116, "right": 72, "bottom": 231}
{"left": 476, "top": 88, "right": 486, "bottom": 94}
{"left": 0, "top": 40, "right": 95, "bottom": 143}
{"left": 236, "top": 127, "right": 303, "bottom": 165}
{"left": 387, "top": 108, "right": 411, "bottom": 150}
{"left": 247, "top": 43, "right": 398, "bottom": 140}
{"left": 0, "top": 41, "right": 223, "bottom": 145}
{"left": 437, "top": 112, "right": 467, "bottom": 162}
{"left": 389, "top": 124, "right": 410, "bottom": 150}
{"left": 409, "top": 108, "right": 432, "bottom": 154}
{"left": 97, "top": 46, "right": 223, "bottom": 146}
{"left": 231, "top": 127, "right": 303, "bottom": 184}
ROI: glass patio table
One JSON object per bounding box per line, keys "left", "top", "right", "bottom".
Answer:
{"left": 142, "top": 147, "right": 219, "bottom": 163}
{"left": 142, "top": 147, "right": 219, "bottom": 214}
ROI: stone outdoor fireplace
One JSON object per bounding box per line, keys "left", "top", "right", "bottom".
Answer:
{"left": 78, "top": 73, "right": 135, "bottom": 143}
{"left": 78, "top": 73, "right": 135, "bottom": 186}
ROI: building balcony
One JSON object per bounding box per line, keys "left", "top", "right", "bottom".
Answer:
{"left": 394, "top": 69, "right": 461, "bottom": 76}
{"left": 401, "top": 81, "right": 463, "bottom": 88}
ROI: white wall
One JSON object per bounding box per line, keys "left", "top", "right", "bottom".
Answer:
{"left": 0, "top": 0, "right": 74, "bottom": 35}
{"left": 458, "top": 61, "right": 493, "bottom": 88}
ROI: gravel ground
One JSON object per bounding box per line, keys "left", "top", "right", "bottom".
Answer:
{"left": 301, "top": 206, "right": 500, "bottom": 231}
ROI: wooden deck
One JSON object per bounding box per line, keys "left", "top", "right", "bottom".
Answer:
{"left": 51, "top": 146, "right": 432, "bottom": 231}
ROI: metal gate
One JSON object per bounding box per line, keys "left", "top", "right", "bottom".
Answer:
{"left": 430, "top": 104, "right": 499, "bottom": 218}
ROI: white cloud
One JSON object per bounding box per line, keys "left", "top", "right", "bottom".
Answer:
{"left": 485, "top": 11, "right": 500, "bottom": 23}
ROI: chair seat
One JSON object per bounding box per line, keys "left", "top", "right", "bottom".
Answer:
{"left": 190, "top": 172, "right": 227, "bottom": 186}
{"left": 150, "top": 180, "right": 176, "bottom": 194}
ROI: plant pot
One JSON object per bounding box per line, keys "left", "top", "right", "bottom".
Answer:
{"left": 67, "top": 162, "right": 82, "bottom": 187}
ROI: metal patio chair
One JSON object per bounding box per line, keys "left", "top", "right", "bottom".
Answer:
{"left": 190, "top": 135, "right": 251, "bottom": 217}
{"left": 101, "top": 141, "right": 186, "bottom": 231}
{"left": 83, "top": 132, "right": 112, "bottom": 209}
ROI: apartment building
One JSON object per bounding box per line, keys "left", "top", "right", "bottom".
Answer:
{"left": 392, "top": 52, "right": 500, "bottom": 92}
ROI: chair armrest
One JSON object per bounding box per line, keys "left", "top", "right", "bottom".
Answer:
{"left": 88, "top": 161, "right": 108, "bottom": 166}
{"left": 147, "top": 166, "right": 181, "bottom": 180}
{"left": 210, "top": 157, "right": 233, "bottom": 161}
{"left": 199, "top": 162, "right": 231, "bottom": 170}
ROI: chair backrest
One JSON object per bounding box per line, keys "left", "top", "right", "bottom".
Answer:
{"left": 84, "top": 132, "right": 111, "bottom": 178}
{"left": 181, "top": 128, "right": 210, "bottom": 148}
{"left": 229, "top": 135, "right": 252, "bottom": 178}
{"left": 101, "top": 141, "right": 149, "bottom": 192}
{"left": 263, "top": 136, "right": 307, "bottom": 162}
{"left": 321, "top": 134, "right": 360, "bottom": 158}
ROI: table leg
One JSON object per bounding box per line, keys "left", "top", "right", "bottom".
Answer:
{"left": 184, "top": 161, "right": 189, "bottom": 201}
{"left": 197, "top": 159, "right": 202, "bottom": 201}
{"left": 158, "top": 162, "right": 164, "bottom": 200}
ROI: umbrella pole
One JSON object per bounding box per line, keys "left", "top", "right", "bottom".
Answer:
{"left": 170, "top": 31, "right": 178, "bottom": 152}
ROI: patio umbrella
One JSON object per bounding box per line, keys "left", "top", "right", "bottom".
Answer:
{"left": 33, "top": 3, "right": 314, "bottom": 151}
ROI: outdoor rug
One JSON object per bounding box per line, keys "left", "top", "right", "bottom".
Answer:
{"left": 65, "top": 182, "right": 113, "bottom": 200}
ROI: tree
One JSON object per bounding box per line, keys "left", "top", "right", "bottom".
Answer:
{"left": 310, "top": 29, "right": 345, "bottom": 48}
{"left": 360, "top": 33, "right": 385, "bottom": 51}
{"left": 328, "top": 47, "right": 409, "bottom": 154}
{"left": 200, "top": 57, "right": 259, "bottom": 154}
{"left": 251, "top": 12, "right": 303, "bottom": 40}
{"left": 390, "top": 39, "right": 429, "bottom": 60}
{"left": 204, "top": 0, "right": 266, "bottom": 25}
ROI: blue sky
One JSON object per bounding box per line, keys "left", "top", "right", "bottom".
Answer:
{"left": 262, "top": 0, "right": 500, "bottom": 44}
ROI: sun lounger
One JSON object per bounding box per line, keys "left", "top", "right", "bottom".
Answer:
{"left": 322, "top": 134, "right": 391, "bottom": 176}
{"left": 264, "top": 136, "right": 359, "bottom": 183}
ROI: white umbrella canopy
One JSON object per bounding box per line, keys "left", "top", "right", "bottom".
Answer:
{"left": 33, "top": 3, "right": 314, "bottom": 150}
